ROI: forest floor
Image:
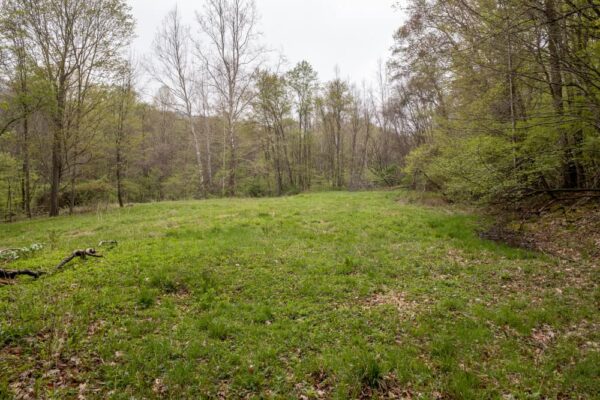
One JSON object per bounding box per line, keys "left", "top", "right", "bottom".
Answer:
{"left": 0, "top": 190, "right": 598, "bottom": 399}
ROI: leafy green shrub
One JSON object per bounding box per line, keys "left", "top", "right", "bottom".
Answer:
{"left": 370, "top": 164, "right": 403, "bottom": 187}
{"left": 246, "top": 181, "right": 269, "bottom": 197}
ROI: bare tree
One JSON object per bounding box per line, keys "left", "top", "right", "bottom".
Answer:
{"left": 151, "top": 7, "right": 206, "bottom": 196}
{"left": 113, "top": 59, "right": 136, "bottom": 208}
{"left": 319, "top": 71, "right": 350, "bottom": 189}
{"left": 197, "top": 72, "right": 214, "bottom": 189}
{"left": 287, "top": 61, "right": 318, "bottom": 190}
{"left": 196, "top": 0, "right": 262, "bottom": 196}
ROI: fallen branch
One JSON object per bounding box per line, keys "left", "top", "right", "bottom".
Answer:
{"left": 56, "top": 248, "right": 103, "bottom": 270}
{"left": 0, "top": 247, "right": 105, "bottom": 286}
{"left": 0, "top": 269, "right": 45, "bottom": 279}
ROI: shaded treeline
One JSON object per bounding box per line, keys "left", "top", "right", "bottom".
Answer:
{"left": 395, "top": 0, "right": 600, "bottom": 205}
{"left": 1, "top": 0, "right": 598, "bottom": 219}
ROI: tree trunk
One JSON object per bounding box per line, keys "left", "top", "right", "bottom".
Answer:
{"left": 203, "top": 115, "right": 213, "bottom": 188}
{"left": 278, "top": 125, "right": 294, "bottom": 188}
{"left": 335, "top": 114, "right": 344, "bottom": 188}
{"left": 544, "top": 0, "right": 577, "bottom": 189}
{"left": 273, "top": 131, "right": 283, "bottom": 195}
{"left": 49, "top": 125, "right": 62, "bottom": 217}
{"left": 188, "top": 114, "right": 205, "bottom": 196}
{"left": 227, "top": 119, "right": 236, "bottom": 196}
{"left": 116, "top": 138, "right": 124, "bottom": 208}
{"left": 6, "top": 179, "right": 13, "bottom": 223}
{"left": 49, "top": 86, "right": 66, "bottom": 217}
{"left": 69, "top": 163, "right": 76, "bottom": 215}
{"left": 305, "top": 113, "right": 311, "bottom": 189}
{"left": 21, "top": 116, "right": 31, "bottom": 218}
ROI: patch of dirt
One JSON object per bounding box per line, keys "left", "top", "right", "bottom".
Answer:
{"left": 446, "top": 249, "right": 471, "bottom": 266}
{"left": 363, "top": 291, "right": 419, "bottom": 319}
{"left": 310, "top": 369, "right": 333, "bottom": 399}
{"left": 152, "top": 377, "right": 168, "bottom": 396}
{"left": 530, "top": 324, "right": 557, "bottom": 348}
{"left": 480, "top": 204, "right": 600, "bottom": 261}
{"left": 1, "top": 314, "right": 108, "bottom": 398}
{"left": 9, "top": 370, "right": 37, "bottom": 400}
{"left": 359, "top": 373, "right": 416, "bottom": 400}
{"left": 479, "top": 225, "right": 537, "bottom": 250}
{"left": 86, "top": 319, "right": 107, "bottom": 336}
{"left": 563, "top": 320, "right": 600, "bottom": 352}
{"left": 295, "top": 369, "right": 333, "bottom": 400}
{"left": 216, "top": 380, "right": 232, "bottom": 399}
{"left": 8, "top": 354, "right": 91, "bottom": 399}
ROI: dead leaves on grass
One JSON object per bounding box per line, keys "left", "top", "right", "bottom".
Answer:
{"left": 152, "top": 378, "right": 168, "bottom": 396}
{"left": 295, "top": 369, "right": 332, "bottom": 399}
{"left": 483, "top": 205, "right": 600, "bottom": 262}
{"left": 358, "top": 373, "right": 416, "bottom": 400}
{"left": 531, "top": 324, "right": 557, "bottom": 348}
{"left": 363, "top": 291, "right": 419, "bottom": 316}
{"left": 295, "top": 370, "right": 416, "bottom": 400}
{"left": 8, "top": 355, "right": 92, "bottom": 400}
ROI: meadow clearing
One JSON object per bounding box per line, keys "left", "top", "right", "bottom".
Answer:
{"left": 0, "top": 191, "right": 598, "bottom": 399}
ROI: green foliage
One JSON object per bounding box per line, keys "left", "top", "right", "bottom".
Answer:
{"left": 0, "top": 153, "right": 17, "bottom": 180}
{"left": 0, "top": 152, "right": 18, "bottom": 219}
{"left": 287, "top": 60, "right": 319, "bottom": 119}
{"left": 397, "top": 0, "right": 600, "bottom": 206}
{"left": 245, "top": 181, "right": 270, "bottom": 197}
{"left": 371, "top": 164, "right": 403, "bottom": 187}
{"left": 67, "top": 179, "right": 114, "bottom": 206}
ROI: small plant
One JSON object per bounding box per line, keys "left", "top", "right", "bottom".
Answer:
{"left": 354, "top": 353, "right": 385, "bottom": 389}
{"left": 149, "top": 272, "right": 180, "bottom": 294}
{"left": 207, "top": 318, "right": 233, "bottom": 341}
{"left": 0, "top": 243, "right": 44, "bottom": 262}
{"left": 138, "top": 288, "right": 156, "bottom": 309}
{"left": 251, "top": 305, "right": 274, "bottom": 324}
{"left": 47, "top": 229, "right": 60, "bottom": 249}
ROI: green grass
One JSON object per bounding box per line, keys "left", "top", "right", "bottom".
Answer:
{"left": 0, "top": 190, "right": 598, "bottom": 399}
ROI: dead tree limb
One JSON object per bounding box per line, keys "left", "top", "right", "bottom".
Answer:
{"left": 56, "top": 248, "right": 103, "bottom": 270}
{"left": 0, "top": 269, "right": 45, "bottom": 279}
{"left": 0, "top": 248, "right": 104, "bottom": 286}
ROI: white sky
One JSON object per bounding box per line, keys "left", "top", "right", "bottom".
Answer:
{"left": 128, "top": 0, "right": 403, "bottom": 91}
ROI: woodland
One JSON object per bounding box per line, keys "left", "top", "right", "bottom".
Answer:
{"left": 0, "top": 0, "right": 597, "bottom": 220}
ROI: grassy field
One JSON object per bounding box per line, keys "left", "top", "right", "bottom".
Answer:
{"left": 0, "top": 191, "right": 598, "bottom": 399}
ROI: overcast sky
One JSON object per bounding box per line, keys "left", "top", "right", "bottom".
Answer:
{"left": 129, "top": 0, "right": 403, "bottom": 92}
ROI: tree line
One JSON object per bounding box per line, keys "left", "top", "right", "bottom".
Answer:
{"left": 0, "top": 0, "right": 598, "bottom": 220}
{"left": 396, "top": 0, "right": 600, "bottom": 206}
{"left": 0, "top": 0, "right": 413, "bottom": 219}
